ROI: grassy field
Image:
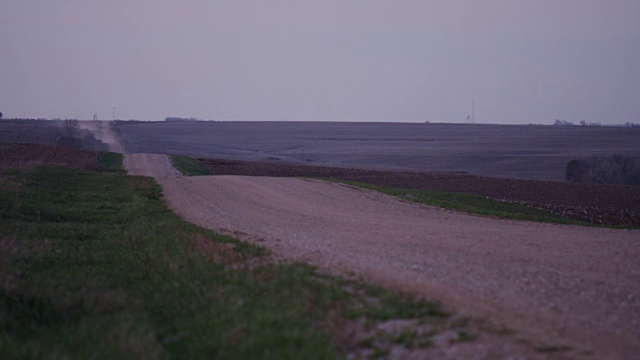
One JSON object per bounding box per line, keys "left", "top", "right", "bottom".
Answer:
{"left": 0, "top": 154, "right": 471, "bottom": 359}
{"left": 98, "top": 152, "right": 127, "bottom": 173}
{"left": 170, "top": 155, "right": 210, "bottom": 176}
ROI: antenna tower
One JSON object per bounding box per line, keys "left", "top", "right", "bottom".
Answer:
{"left": 472, "top": 99, "right": 475, "bottom": 124}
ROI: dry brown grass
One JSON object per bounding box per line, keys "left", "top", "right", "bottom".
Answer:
{"left": 0, "top": 143, "right": 99, "bottom": 171}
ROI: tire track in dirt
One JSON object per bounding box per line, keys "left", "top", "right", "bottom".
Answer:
{"left": 123, "top": 153, "right": 640, "bottom": 359}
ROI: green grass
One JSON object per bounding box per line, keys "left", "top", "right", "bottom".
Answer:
{"left": 170, "top": 155, "right": 210, "bottom": 176}
{"left": 328, "top": 180, "right": 594, "bottom": 226}
{"left": 97, "top": 152, "right": 125, "bottom": 173}
{"left": 0, "top": 162, "right": 460, "bottom": 359}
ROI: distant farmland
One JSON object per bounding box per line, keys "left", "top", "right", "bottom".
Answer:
{"left": 114, "top": 121, "right": 640, "bottom": 181}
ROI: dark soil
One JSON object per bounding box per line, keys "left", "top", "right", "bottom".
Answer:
{"left": 199, "top": 158, "right": 640, "bottom": 227}
{"left": 0, "top": 143, "right": 99, "bottom": 171}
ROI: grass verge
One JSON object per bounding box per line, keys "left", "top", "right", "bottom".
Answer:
{"left": 170, "top": 155, "right": 210, "bottom": 176}
{"left": 97, "top": 152, "right": 125, "bottom": 173}
{"left": 328, "top": 180, "right": 595, "bottom": 226}
{"left": 0, "top": 163, "right": 468, "bottom": 359}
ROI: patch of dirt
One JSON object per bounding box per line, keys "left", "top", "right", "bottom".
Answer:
{"left": 199, "top": 158, "right": 640, "bottom": 226}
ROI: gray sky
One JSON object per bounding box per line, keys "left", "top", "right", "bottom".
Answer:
{"left": 1, "top": 1, "right": 639, "bottom": 124}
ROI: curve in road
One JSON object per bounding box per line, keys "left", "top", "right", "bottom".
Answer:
{"left": 122, "top": 153, "right": 640, "bottom": 359}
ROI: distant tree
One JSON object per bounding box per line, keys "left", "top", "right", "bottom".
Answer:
{"left": 567, "top": 155, "right": 640, "bottom": 185}
{"left": 554, "top": 119, "right": 574, "bottom": 126}
{"left": 63, "top": 119, "right": 79, "bottom": 130}
{"left": 0, "top": 112, "right": 3, "bottom": 119}
{"left": 579, "top": 120, "right": 602, "bottom": 127}
{"left": 565, "top": 160, "right": 581, "bottom": 182}
{"left": 62, "top": 119, "right": 80, "bottom": 136}
{"left": 585, "top": 157, "right": 626, "bottom": 184}
{"left": 165, "top": 116, "right": 202, "bottom": 122}
{"left": 46, "top": 125, "right": 63, "bottom": 146}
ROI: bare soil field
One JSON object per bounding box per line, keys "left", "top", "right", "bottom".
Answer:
{"left": 199, "top": 158, "right": 640, "bottom": 227}
{"left": 0, "top": 119, "right": 61, "bottom": 146}
{"left": 113, "top": 120, "right": 640, "bottom": 181}
{"left": 0, "top": 143, "right": 99, "bottom": 171}
{"left": 126, "top": 153, "right": 640, "bottom": 360}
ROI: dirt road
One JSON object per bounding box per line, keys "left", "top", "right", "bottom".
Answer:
{"left": 122, "top": 153, "right": 640, "bottom": 359}
{"left": 79, "top": 121, "right": 124, "bottom": 153}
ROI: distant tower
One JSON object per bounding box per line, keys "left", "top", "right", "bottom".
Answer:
{"left": 93, "top": 113, "right": 98, "bottom": 121}
{"left": 472, "top": 99, "right": 475, "bottom": 124}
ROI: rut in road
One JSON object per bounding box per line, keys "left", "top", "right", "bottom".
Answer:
{"left": 121, "top": 153, "right": 640, "bottom": 359}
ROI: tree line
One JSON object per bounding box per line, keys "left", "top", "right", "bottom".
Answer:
{"left": 164, "top": 117, "right": 204, "bottom": 122}
{"left": 566, "top": 155, "right": 640, "bottom": 185}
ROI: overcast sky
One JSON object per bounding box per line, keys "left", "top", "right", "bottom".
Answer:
{"left": 1, "top": 1, "right": 639, "bottom": 124}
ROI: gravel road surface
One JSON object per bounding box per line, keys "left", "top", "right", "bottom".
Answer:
{"left": 123, "top": 152, "right": 639, "bottom": 359}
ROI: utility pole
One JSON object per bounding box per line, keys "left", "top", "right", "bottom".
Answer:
{"left": 472, "top": 99, "right": 475, "bottom": 124}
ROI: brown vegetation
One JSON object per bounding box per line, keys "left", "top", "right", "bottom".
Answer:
{"left": 0, "top": 119, "right": 106, "bottom": 151}
{"left": 0, "top": 143, "right": 99, "bottom": 171}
